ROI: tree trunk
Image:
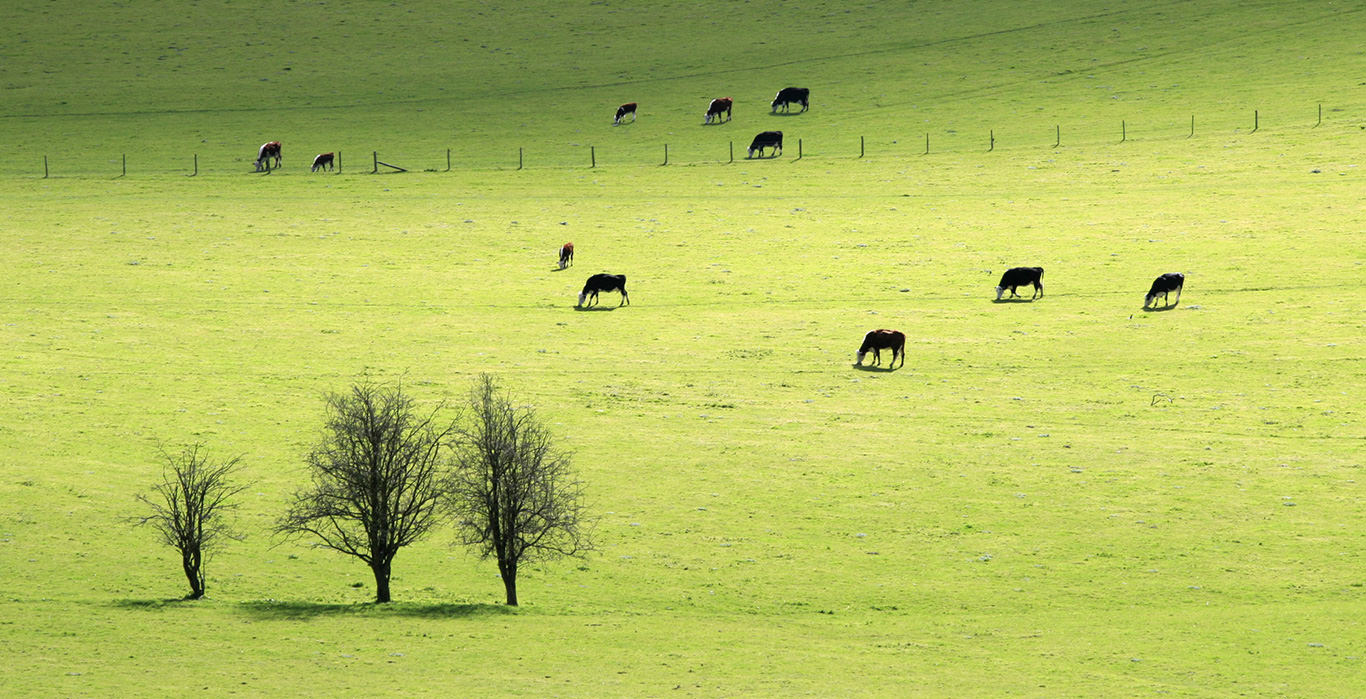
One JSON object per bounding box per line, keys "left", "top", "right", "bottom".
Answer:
{"left": 372, "top": 562, "right": 392, "bottom": 603}
{"left": 499, "top": 558, "right": 518, "bottom": 606}
{"left": 182, "top": 547, "right": 204, "bottom": 600}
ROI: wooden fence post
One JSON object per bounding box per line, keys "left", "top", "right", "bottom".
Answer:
{"left": 373, "top": 151, "right": 379, "bottom": 174}
{"left": 1315, "top": 103, "right": 1322, "bottom": 127}
{"left": 1189, "top": 115, "right": 1195, "bottom": 139}
{"left": 797, "top": 138, "right": 802, "bottom": 160}
{"left": 729, "top": 141, "right": 734, "bottom": 163}
{"left": 446, "top": 148, "right": 451, "bottom": 171}
{"left": 1252, "top": 110, "right": 1259, "bottom": 133}
{"left": 336, "top": 151, "right": 342, "bottom": 174}
{"left": 1121, "top": 120, "right": 1126, "bottom": 143}
{"left": 591, "top": 146, "right": 596, "bottom": 168}
{"left": 122, "top": 153, "right": 126, "bottom": 177}
{"left": 663, "top": 144, "right": 669, "bottom": 166}
{"left": 860, "top": 135, "right": 865, "bottom": 158}
{"left": 924, "top": 132, "right": 930, "bottom": 155}
{"left": 191, "top": 153, "right": 198, "bottom": 177}
{"left": 1053, "top": 125, "right": 1061, "bottom": 148}
{"left": 988, "top": 130, "right": 994, "bottom": 152}
{"left": 518, "top": 147, "right": 523, "bottom": 170}
{"left": 43, "top": 155, "right": 48, "bottom": 179}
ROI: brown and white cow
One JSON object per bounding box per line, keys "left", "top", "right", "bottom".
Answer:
{"left": 704, "top": 97, "right": 733, "bottom": 124}
{"left": 559, "top": 242, "right": 574, "bottom": 269}
{"left": 255, "top": 141, "right": 282, "bottom": 172}
{"left": 311, "top": 152, "right": 334, "bottom": 172}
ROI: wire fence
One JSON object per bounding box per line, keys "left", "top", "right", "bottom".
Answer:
{"left": 3, "top": 104, "right": 1342, "bottom": 179}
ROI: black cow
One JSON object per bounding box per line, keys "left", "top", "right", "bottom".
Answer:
{"left": 578, "top": 273, "right": 628, "bottom": 307}
{"left": 995, "top": 267, "right": 1044, "bottom": 300}
{"left": 748, "top": 131, "right": 783, "bottom": 158}
{"left": 1144, "top": 273, "right": 1184, "bottom": 308}
{"left": 614, "top": 102, "right": 637, "bottom": 125}
{"left": 705, "top": 97, "right": 733, "bottom": 124}
{"left": 771, "top": 87, "right": 809, "bottom": 113}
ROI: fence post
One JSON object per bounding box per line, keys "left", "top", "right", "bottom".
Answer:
{"left": 373, "top": 151, "right": 378, "bottom": 174}
{"left": 43, "top": 155, "right": 48, "bottom": 179}
{"left": 1121, "top": 120, "right": 1126, "bottom": 143}
{"left": 518, "top": 147, "right": 523, "bottom": 170}
{"left": 797, "top": 138, "right": 802, "bottom": 160}
{"left": 446, "top": 148, "right": 451, "bottom": 171}
{"left": 988, "top": 130, "right": 994, "bottom": 152}
{"left": 191, "top": 153, "right": 198, "bottom": 177}
{"left": 336, "top": 151, "right": 342, "bottom": 174}
{"left": 663, "top": 144, "right": 669, "bottom": 166}
{"left": 924, "top": 132, "right": 930, "bottom": 155}
{"left": 1189, "top": 115, "right": 1195, "bottom": 139}
{"left": 1053, "top": 125, "right": 1061, "bottom": 148}
{"left": 860, "top": 135, "right": 865, "bottom": 158}
{"left": 591, "top": 146, "right": 596, "bottom": 168}
{"left": 1252, "top": 110, "right": 1259, "bottom": 133}
{"left": 1315, "top": 103, "right": 1322, "bottom": 127}
{"left": 122, "top": 153, "right": 127, "bottom": 177}
{"left": 729, "top": 141, "right": 734, "bottom": 163}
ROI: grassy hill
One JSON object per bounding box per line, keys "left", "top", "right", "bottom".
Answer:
{"left": 1, "top": 0, "right": 1363, "bottom": 695}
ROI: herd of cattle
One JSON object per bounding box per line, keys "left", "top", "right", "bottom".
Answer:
{"left": 251, "top": 87, "right": 812, "bottom": 171}
{"left": 562, "top": 243, "right": 1186, "bottom": 368}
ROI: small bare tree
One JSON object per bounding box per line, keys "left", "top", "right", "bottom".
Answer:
{"left": 447, "top": 374, "right": 594, "bottom": 606}
{"left": 134, "top": 443, "right": 247, "bottom": 600}
{"left": 276, "top": 382, "right": 451, "bottom": 603}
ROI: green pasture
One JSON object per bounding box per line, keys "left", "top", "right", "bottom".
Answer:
{"left": 2, "top": 0, "right": 1363, "bottom": 695}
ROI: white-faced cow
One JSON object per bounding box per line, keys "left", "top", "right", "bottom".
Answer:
{"left": 614, "top": 102, "right": 637, "bottom": 125}
{"left": 254, "top": 141, "right": 282, "bottom": 172}
{"left": 995, "top": 267, "right": 1044, "bottom": 301}
{"left": 856, "top": 329, "right": 906, "bottom": 369}
{"left": 1144, "top": 272, "right": 1185, "bottom": 308}
{"left": 559, "top": 242, "right": 574, "bottom": 270}
{"left": 704, "top": 97, "right": 733, "bottom": 124}
{"left": 747, "top": 131, "right": 783, "bottom": 158}
{"left": 578, "top": 273, "right": 628, "bottom": 307}
{"left": 771, "top": 87, "right": 809, "bottom": 113}
{"left": 311, "top": 152, "right": 334, "bottom": 172}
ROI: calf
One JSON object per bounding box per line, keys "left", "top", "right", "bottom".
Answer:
{"left": 578, "top": 273, "right": 628, "bottom": 307}
{"left": 995, "top": 267, "right": 1044, "bottom": 301}
{"left": 747, "top": 131, "right": 783, "bottom": 158}
{"left": 614, "top": 102, "right": 637, "bottom": 125}
{"left": 771, "top": 87, "right": 809, "bottom": 113}
{"left": 704, "top": 97, "right": 733, "bottom": 124}
{"left": 311, "top": 152, "right": 334, "bottom": 172}
{"left": 1144, "top": 273, "right": 1184, "bottom": 308}
{"left": 558, "top": 242, "right": 574, "bottom": 270}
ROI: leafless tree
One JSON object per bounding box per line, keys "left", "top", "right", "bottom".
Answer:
{"left": 447, "top": 374, "right": 594, "bottom": 605}
{"left": 134, "top": 443, "right": 247, "bottom": 600}
{"left": 276, "top": 382, "right": 452, "bottom": 603}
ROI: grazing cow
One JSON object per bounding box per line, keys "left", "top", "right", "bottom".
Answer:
{"left": 614, "top": 102, "right": 638, "bottom": 125}
{"left": 559, "top": 242, "right": 574, "bottom": 270}
{"left": 771, "top": 87, "right": 810, "bottom": 113}
{"left": 1144, "top": 272, "right": 1185, "bottom": 308}
{"left": 310, "top": 152, "right": 334, "bottom": 172}
{"left": 254, "top": 141, "right": 282, "bottom": 172}
{"left": 856, "top": 329, "right": 906, "bottom": 369}
{"left": 578, "top": 273, "right": 628, "bottom": 307}
{"left": 748, "top": 131, "right": 783, "bottom": 158}
{"left": 995, "top": 267, "right": 1045, "bottom": 301}
{"left": 704, "top": 97, "right": 733, "bottom": 124}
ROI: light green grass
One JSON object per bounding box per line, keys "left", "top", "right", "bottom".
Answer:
{"left": 1, "top": 0, "right": 1364, "bottom": 695}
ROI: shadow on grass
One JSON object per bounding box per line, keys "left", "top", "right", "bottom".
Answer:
{"left": 852, "top": 363, "right": 899, "bottom": 372}
{"left": 573, "top": 305, "right": 620, "bottom": 312}
{"left": 991, "top": 297, "right": 1038, "bottom": 304}
{"left": 1142, "top": 304, "right": 1179, "bottom": 312}
{"left": 768, "top": 111, "right": 807, "bottom": 117}
{"left": 237, "top": 600, "right": 514, "bottom": 620}
{"left": 111, "top": 597, "right": 199, "bottom": 609}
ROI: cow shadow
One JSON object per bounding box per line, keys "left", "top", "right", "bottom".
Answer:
{"left": 745, "top": 154, "right": 782, "bottom": 160}
{"left": 574, "top": 305, "right": 619, "bottom": 312}
{"left": 551, "top": 266, "right": 570, "bottom": 272}
{"left": 991, "top": 298, "right": 1038, "bottom": 304}
{"left": 768, "top": 111, "right": 806, "bottom": 118}
{"left": 852, "top": 363, "right": 899, "bottom": 372}
{"left": 1142, "top": 304, "right": 1179, "bottom": 312}
{"left": 236, "top": 600, "right": 512, "bottom": 620}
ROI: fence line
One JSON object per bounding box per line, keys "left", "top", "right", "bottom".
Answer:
{"left": 10, "top": 105, "right": 1340, "bottom": 178}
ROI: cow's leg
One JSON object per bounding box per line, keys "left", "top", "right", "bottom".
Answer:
{"left": 1173, "top": 286, "right": 1182, "bottom": 306}
{"left": 620, "top": 289, "right": 629, "bottom": 306}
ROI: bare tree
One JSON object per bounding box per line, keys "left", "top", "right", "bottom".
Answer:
{"left": 134, "top": 443, "right": 247, "bottom": 600}
{"left": 447, "top": 374, "right": 594, "bottom": 606}
{"left": 276, "top": 382, "right": 452, "bottom": 603}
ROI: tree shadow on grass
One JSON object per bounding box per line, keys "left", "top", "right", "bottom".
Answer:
{"left": 236, "top": 600, "right": 514, "bottom": 620}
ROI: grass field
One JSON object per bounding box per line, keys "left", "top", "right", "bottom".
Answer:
{"left": 2, "top": 0, "right": 1364, "bottom": 696}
